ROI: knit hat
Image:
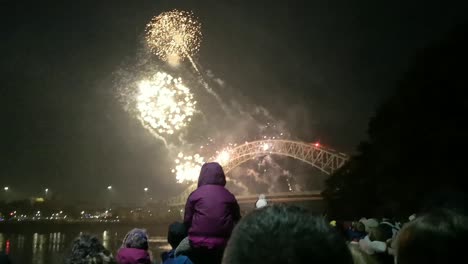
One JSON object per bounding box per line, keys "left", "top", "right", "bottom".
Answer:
{"left": 122, "top": 229, "right": 148, "bottom": 250}
{"left": 255, "top": 194, "right": 268, "bottom": 209}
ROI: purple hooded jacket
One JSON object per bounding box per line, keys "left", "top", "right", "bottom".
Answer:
{"left": 116, "top": 248, "right": 151, "bottom": 264}
{"left": 184, "top": 162, "right": 241, "bottom": 249}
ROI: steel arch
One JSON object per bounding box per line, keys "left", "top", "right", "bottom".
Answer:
{"left": 165, "top": 139, "right": 349, "bottom": 206}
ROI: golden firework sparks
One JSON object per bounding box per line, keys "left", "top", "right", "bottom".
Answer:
{"left": 145, "top": 10, "right": 202, "bottom": 64}
{"left": 136, "top": 71, "right": 196, "bottom": 135}
{"left": 172, "top": 152, "right": 205, "bottom": 183}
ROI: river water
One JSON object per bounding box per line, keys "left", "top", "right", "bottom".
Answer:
{"left": 0, "top": 224, "right": 171, "bottom": 264}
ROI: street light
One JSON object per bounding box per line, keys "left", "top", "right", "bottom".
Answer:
{"left": 106, "top": 186, "right": 113, "bottom": 209}
{"left": 4, "top": 186, "right": 9, "bottom": 191}
{"left": 144, "top": 187, "right": 148, "bottom": 192}
{"left": 45, "top": 188, "right": 49, "bottom": 196}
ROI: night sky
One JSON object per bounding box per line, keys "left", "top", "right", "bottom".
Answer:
{"left": 1, "top": 0, "right": 467, "bottom": 204}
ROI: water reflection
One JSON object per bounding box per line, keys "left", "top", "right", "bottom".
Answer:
{"left": 32, "top": 233, "right": 46, "bottom": 264}
{"left": 18, "top": 234, "right": 25, "bottom": 249}
{"left": 47, "top": 232, "right": 65, "bottom": 252}
{"left": 0, "top": 233, "right": 4, "bottom": 251}
{"left": 102, "top": 230, "right": 109, "bottom": 249}
{"left": 0, "top": 230, "right": 169, "bottom": 264}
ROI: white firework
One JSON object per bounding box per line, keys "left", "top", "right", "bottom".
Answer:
{"left": 172, "top": 152, "right": 205, "bottom": 183}
{"left": 136, "top": 71, "right": 196, "bottom": 136}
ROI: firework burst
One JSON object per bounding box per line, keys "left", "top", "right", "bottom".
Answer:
{"left": 145, "top": 10, "right": 202, "bottom": 65}
{"left": 172, "top": 152, "right": 205, "bottom": 182}
{"left": 136, "top": 71, "right": 196, "bottom": 136}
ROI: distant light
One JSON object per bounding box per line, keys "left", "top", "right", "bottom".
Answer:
{"left": 144, "top": 187, "right": 149, "bottom": 192}
{"left": 37, "top": 211, "right": 41, "bottom": 214}
{"left": 105, "top": 210, "right": 109, "bottom": 214}
{"left": 59, "top": 211, "right": 63, "bottom": 214}
{"left": 45, "top": 188, "right": 48, "bottom": 192}
{"left": 3, "top": 187, "right": 8, "bottom": 191}
{"left": 315, "top": 143, "right": 320, "bottom": 147}
{"left": 107, "top": 186, "right": 112, "bottom": 190}
{"left": 81, "top": 211, "right": 85, "bottom": 215}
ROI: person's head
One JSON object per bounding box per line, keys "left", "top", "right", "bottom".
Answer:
{"left": 122, "top": 229, "right": 149, "bottom": 250}
{"left": 255, "top": 194, "right": 268, "bottom": 209}
{"left": 348, "top": 244, "right": 378, "bottom": 264}
{"left": 223, "top": 204, "right": 353, "bottom": 264}
{"left": 167, "top": 222, "right": 187, "bottom": 249}
{"left": 0, "top": 252, "right": 12, "bottom": 264}
{"left": 66, "top": 234, "right": 113, "bottom": 264}
{"left": 360, "top": 218, "right": 379, "bottom": 233}
{"left": 356, "top": 222, "right": 366, "bottom": 232}
{"left": 396, "top": 209, "right": 468, "bottom": 264}
{"left": 197, "top": 162, "right": 226, "bottom": 187}
{"left": 369, "top": 224, "right": 393, "bottom": 242}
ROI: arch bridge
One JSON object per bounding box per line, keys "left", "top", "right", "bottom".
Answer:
{"left": 166, "top": 139, "right": 349, "bottom": 207}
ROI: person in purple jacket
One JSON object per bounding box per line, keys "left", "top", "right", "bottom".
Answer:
{"left": 184, "top": 162, "right": 241, "bottom": 264}
{"left": 116, "top": 228, "right": 152, "bottom": 264}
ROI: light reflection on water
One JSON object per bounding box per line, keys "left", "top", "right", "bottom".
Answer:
{"left": 0, "top": 231, "right": 170, "bottom": 264}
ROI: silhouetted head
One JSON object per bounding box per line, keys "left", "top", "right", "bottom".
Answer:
{"left": 349, "top": 244, "right": 378, "bottom": 264}
{"left": 223, "top": 204, "right": 353, "bottom": 264}
{"left": 66, "top": 234, "right": 114, "bottom": 264}
{"left": 167, "top": 222, "right": 187, "bottom": 249}
{"left": 396, "top": 209, "right": 468, "bottom": 264}
{"left": 0, "top": 252, "right": 12, "bottom": 264}
{"left": 197, "top": 162, "right": 226, "bottom": 187}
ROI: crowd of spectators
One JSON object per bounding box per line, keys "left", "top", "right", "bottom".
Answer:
{"left": 1, "top": 162, "right": 466, "bottom": 264}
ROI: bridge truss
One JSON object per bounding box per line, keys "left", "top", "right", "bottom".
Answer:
{"left": 166, "top": 139, "right": 349, "bottom": 207}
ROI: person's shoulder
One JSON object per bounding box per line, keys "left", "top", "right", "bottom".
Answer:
{"left": 225, "top": 189, "right": 238, "bottom": 201}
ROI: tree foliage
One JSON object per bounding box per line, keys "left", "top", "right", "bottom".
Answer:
{"left": 323, "top": 25, "right": 468, "bottom": 219}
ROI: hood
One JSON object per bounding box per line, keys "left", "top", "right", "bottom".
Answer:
{"left": 116, "top": 248, "right": 151, "bottom": 264}
{"left": 197, "top": 162, "right": 226, "bottom": 187}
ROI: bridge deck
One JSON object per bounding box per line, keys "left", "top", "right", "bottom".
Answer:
{"left": 169, "top": 191, "right": 323, "bottom": 207}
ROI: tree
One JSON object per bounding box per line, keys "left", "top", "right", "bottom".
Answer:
{"left": 323, "top": 25, "right": 468, "bottom": 219}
